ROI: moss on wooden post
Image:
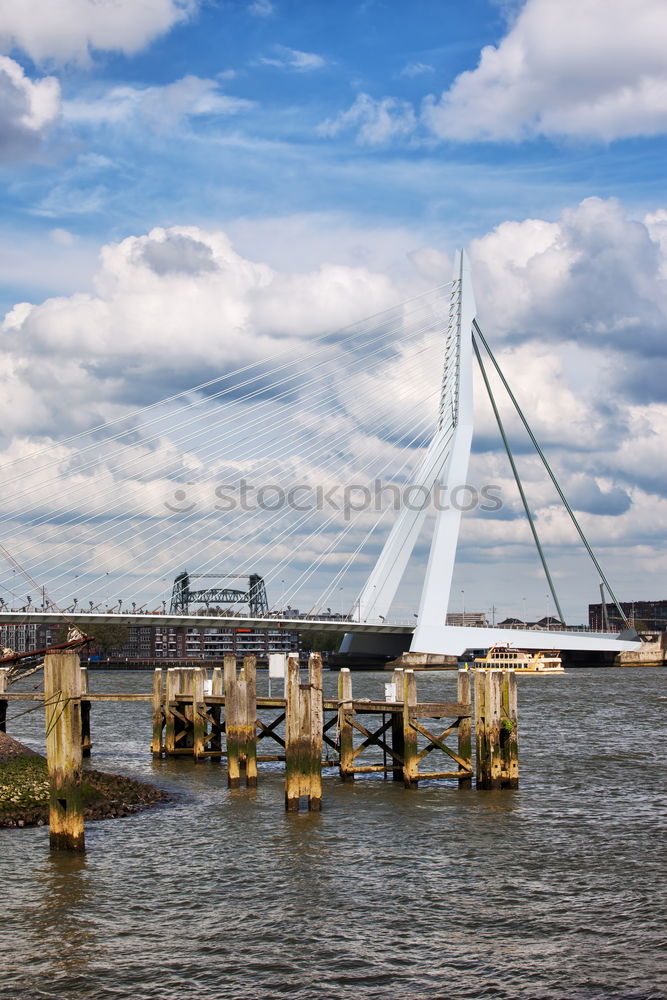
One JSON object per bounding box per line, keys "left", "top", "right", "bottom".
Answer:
{"left": 457, "top": 669, "right": 472, "bottom": 789}
{"left": 475, "top": 668, "right": 503, "bottom": 789}
{"left": 243, "top": 655, "right": 258, "bottom": 788}
{"left": 500, "top": 669, "right": 519, "bottom": 788}
{"left": 308, "top": 652, "right": 323, "bottom": 811}
{"left": 164, "top": 669, "right": 178, "bottom": 755}
{"left": 151, "top": 668, "right": 163, "bottom": 756}
{"left": 192, "top": 667, "right": 207, "bottom": 761}
{"left": 402, "top": 670, "right": 419, "bottom": 788}
{"left": 284, "top": 653, "right": 302, "bottom": 810}
{"left": 337, "top": 668, "right": 354, "bottom": 784}
{"left": 488, "top": 670, "right": 503, "bottom": 789}
{"left": 225, "top": 658, "right": 241, "bottom": 789}
{"left": 44, "top": 651, "right": 84, "bottom": 852}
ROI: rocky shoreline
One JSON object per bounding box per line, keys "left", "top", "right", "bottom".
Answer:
{"left": 0, "top": 732, "right": 169, "bottom": 828}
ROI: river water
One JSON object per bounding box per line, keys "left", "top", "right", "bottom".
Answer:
{"left": 1, "top": 666, "right": 665, "bottom": 1000}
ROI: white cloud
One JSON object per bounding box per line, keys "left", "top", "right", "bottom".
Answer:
{"left": 248, "top": 0, "right": 274, "bottom": 16}
{"left": 260, "top": 46, "right": 326, "bottom": 71}
{"left": 0, "top": 0, "right": 197, "bottom": 64}
{"left": 0, "top": 55, "right": 60, "bottom": 162}
{"left": 2, "top": 204, "right": 667, "bottom": 615}
{"left": 400, "top": 61, "right": 433, "bottom": 78}
{"left": 318, "top": 93, "right": 416, "bottom": 145}
{"left": 422, "top": 0, "right": 667, "bottom": 141}
{"left": 64, "top": 76, "right": 253, "bottom": 130}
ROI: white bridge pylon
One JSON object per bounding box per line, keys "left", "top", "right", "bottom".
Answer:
{"left": 355, "top": 250, "right": 636, "bottom": 656}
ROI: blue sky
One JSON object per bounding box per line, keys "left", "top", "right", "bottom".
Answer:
{"left": 1, "top": 0, "right": 667, "bottom": 622}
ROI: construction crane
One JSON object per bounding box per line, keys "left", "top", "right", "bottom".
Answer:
{"left": 169, "top": 571, "right": 269, "bottom": 617}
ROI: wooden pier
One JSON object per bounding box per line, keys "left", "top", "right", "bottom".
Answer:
{"left": 2, "top": 653, "right": 519, "bottom": 850}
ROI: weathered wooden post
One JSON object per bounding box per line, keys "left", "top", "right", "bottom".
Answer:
{"left": 284, "top": 653, "right": 302, "bottom": 810}
{"left": 225, "top": 656, "right": 242, "bottom": 788}
{"left": 180, "top": 669, "right": 194, "bottom": 750}
{"left": 0, "top": 667, "right": 8, "bottom": 734}
{"left": 402, "top": 670, "right": 419, "bottom": 788}
{"left": 337, "top": 668, "right": 354, "bottom": 783}
{"left": 164, "top": 668, "right": 178, "bottom": 754}
{"left": 80, "top": 666, "right": 91, "bottom": 758}
{"left": 243, "top": 655, "right": 258, "bottom": 788}
{"left": 475, "top": 668, "right": 503, "bottom": 789}
{"left": 151, "top": 668, "right": 163, "bottom": 755}
{"left": 500, "top": 669, "right": 519, "bottom": 788}
{"left": 457, "top": 669, "right": 472, "bottom": 789}
{"left": 210, "top": 666, "right": 223, "bottom": 757}
{"left": 308, "top": 652, "right": 323, "bottom": 810}
{"left": 44, "top": 651, "right": 84, "bottom": 852}
{"left": 390, "top": 667, "right": 404, "bottom": 782}
{"left": 192, "top": 667, "right": 207, "bottom": 760}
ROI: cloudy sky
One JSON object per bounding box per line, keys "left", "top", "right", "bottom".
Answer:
{"left": 1, "top": 0, "right": 666, "bottom": 625}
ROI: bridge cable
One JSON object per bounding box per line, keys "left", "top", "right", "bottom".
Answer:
{"left": 472, "top": 332, "right": 566, "bottom": 625}
{"left": 473, "top": 319, "right": 629, "bottom": 628}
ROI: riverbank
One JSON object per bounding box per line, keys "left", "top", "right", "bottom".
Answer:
{"left": 0, "top": 732, "right": 168, "bottom": 828}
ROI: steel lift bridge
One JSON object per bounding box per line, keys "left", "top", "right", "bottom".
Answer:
{"left": 1, "top": 251, "right": 639, "bottom": 658}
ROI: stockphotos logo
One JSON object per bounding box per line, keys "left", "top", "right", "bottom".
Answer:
{"left": 165, "top": 479, "right": 503, "bottom": 519}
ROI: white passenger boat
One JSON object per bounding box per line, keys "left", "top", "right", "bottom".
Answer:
{"left": 473, "top": 645, "right": 564, "bottom": 673}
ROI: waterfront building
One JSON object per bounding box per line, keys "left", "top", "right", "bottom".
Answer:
{"left": 589, "top": 599, "right": 667, "bottom": 631}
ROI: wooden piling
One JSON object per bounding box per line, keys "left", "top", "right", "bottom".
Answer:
{"left": 151, "top": 668, "right": 163, "bottom": 755}
{"left": 284, "top": 653, "right": 302, "bottom": 810}
{"left": 79, "top": 667, "right": 91, "bottom": 758}
{"left": 0, "top": 667, "right": 8, "bottom": 734}
{"left": 475, "top": 668, "right": 503, "bottom": 789}
{"left": 44, "top": 651, "right": 84, "bottom": 852}
{"left": 242, "top": 655, "right": 257, "bottom": 787}
{"left": 390, "top": 667, "right": 404, "bottom": 782}
{"left": 179, "top": 669, "right": 194, "bottom": 749}
{"left": 337, "top": 668, "right": 354, "bottom": 784}
{"left": 457, "top": 669, "right": 472, "bottom": 789}
{"left": 225, "top": 658, "right": 242, "bottom": 789}
{"left": 308, "top": 652, "right": 323, "bottom": 810}
{"left": 500, "top": 669, "right": 519, "bottom": 788}
{"left": 192, "top": 667, "right": 207, "bottom": 761}
{"left": 164, "top": 668, "right": 178, "bottom": 754}
{"left": 210, "top": 666, "right": 223, "bottom": 757}
{"left": 402, "top": 670, "right": 419, "bottom": 788}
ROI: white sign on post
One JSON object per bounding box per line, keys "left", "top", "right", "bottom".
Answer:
{"left": 268, "top": 653, "right": 287, "bottom": 679}
{"left": 384, "top": 682, "right": 397, "bottom": 703}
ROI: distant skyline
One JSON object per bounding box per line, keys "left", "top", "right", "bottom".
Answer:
{"left": 1, "top": 0, "right": 666, "bottom": 623}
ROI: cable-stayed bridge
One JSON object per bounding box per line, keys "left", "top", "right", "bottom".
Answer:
{"left": 0, "top": 251, "right": 639, "bottom": 658}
